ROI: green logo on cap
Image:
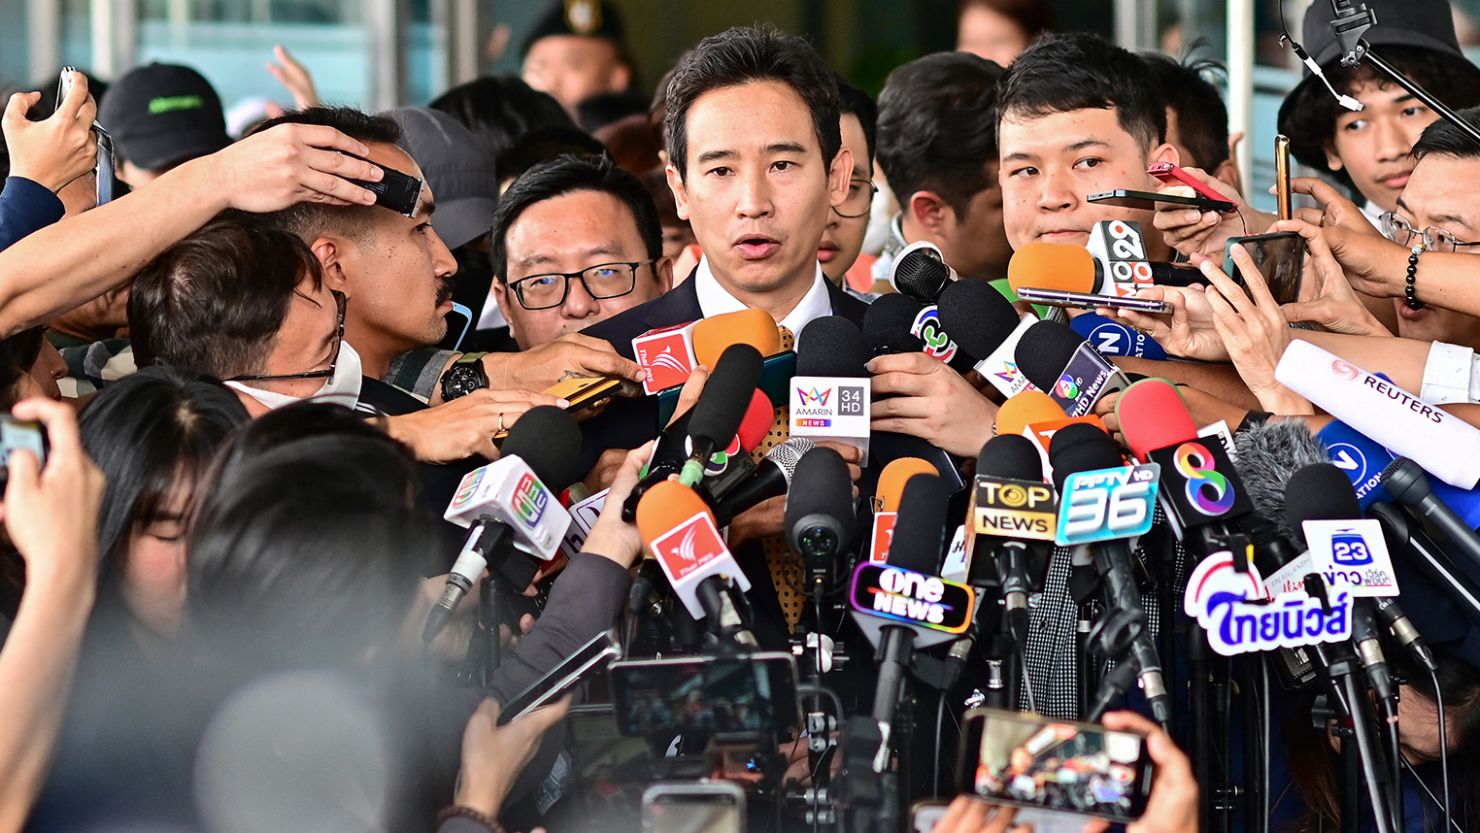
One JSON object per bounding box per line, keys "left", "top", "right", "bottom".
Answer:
{"left": 148, "top": 95, "right": 204, "bottom": 115}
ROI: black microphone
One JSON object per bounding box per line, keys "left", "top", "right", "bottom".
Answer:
{"left": 935, "top": 280, "right": 1038, "bottom": 397}
{"left": 1049, "top": 423, "right": 1171, "bottom": 727}
{"left": 1014, "top": 320, "right": 1130, "bottom": 418}
{"left": 969, "top": 433, "right": 1052, "bottom": 645}
{"left": 871, "top": 472, "right": 951, "bottom": 722}
{"left": 890, "top": 240, "right": 957, "bottom": 303}
{"left": 1381, "top": 457, "right": 1480, "bottom": 574}
{"left": 1284, "top": 464, "right": 1395, "bottom": 706}
{"left": 712, "top": 437, "right": 815, "bottom": 526}
{"left": 681, "top": 343, "right": 763, "bottom": 484}
{"left": 857, "top": 288, "right": 976, "bottom": 374}
{"left": 785, "top": 445, "right": 857, "bottom": 589}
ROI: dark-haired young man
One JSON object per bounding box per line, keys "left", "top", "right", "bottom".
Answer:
{"left": 874, "top": 52, "right": 1012, "bottom": 282}
{"left": 996, "top": 33, "right": 1179, "bottom": 260}
{"left": 490, "top": 154, "right": 673, "bottom": 350}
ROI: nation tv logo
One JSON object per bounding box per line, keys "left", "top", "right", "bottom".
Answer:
{"left": 652, "top": 512, "right": 726, "bottom": 582}
{"left": 511, "top": 473, "right": 548, "bottom": 527}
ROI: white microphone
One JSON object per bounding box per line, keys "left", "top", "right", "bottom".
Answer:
{"left": 790, "top": 316, "right": 873, "bottom": 465}
{"left": 1275, "top": 340, "right": 1480, "bottom": 488}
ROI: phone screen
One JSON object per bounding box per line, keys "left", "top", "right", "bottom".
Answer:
{"left": 497, "top": 629, "right": 619, "bottom": 725}
{"left": 0, "top": 418, "right": 47, "bottom": 488}
{"left": 958, "top": 708, "right": 1153, "bottom": 822}
{"left": 1223, "top": 232, "right": 1306, "bottom": 305}
{"left": 643, "top": 785, "right": 744, "bottom": 833}
{"left": 611, "top": 654, "right": 801, "bottom": 738}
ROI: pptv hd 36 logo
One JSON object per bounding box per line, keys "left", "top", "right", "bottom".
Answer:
{"left": 511, "top": 473, "right": 548, "bottom": 527}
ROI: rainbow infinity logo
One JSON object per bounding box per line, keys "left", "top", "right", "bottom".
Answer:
{"left": 1054, "top": 374, "right": 1080, "bottom": 399}
{"left": 796, "top": 387, "right": 832, "bottom": 406}
{"left": 1174, "top": 441, "right": 1234, "bottom": 515}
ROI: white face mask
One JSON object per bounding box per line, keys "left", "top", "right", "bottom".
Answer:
{"left": 226, "top": 341, "right": 364, "bottom": 411}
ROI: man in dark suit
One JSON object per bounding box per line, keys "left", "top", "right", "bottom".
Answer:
{"left": 579, "top": 25, "right": 868, "bottom": 648}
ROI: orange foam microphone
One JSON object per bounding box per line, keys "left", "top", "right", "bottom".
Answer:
{"left": 693, "top": 308, "right": 782, "bottom": 369}
{"left": 636, "top": 481, "right": 753, "bottom": 636}
{"left": 995, "top": 390, "right": 1067, "bottom": 437}
{"left": 1007, "top": 242, "right": 1100, "bottom": 296}
{"left": 863, "top": 456, "right": 937, "bottom": 564}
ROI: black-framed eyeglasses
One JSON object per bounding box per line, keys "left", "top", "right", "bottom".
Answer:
{"left": 229, "top": 289, "right": 347, "bottom": 383}
{"left": 1380, "top": 211, "right": 1480, "bottom": 254}
{"left": 834, "top": 177, "right": 878, "bottom": 219}
{"left": 508, "top": 260, "right": 652, "bottom": 310}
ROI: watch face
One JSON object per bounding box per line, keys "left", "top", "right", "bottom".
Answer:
{"left": 442, "top": 365, "right": 487, "bottom": 401}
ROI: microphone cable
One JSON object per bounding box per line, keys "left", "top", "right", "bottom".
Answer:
{"left": 1431, "top": 664, "right": 1452, "bottom": 833}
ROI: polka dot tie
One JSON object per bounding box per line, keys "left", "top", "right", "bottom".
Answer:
{"left": 757, "top": 325, "right": 805, "bottom": 632}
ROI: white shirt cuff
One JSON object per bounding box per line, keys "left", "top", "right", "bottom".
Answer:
{"left": 1421, "top": 340, "right": 1480, "bottom": 405}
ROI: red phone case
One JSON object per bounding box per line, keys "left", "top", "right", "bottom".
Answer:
{"left": 1148, "top": 162, "right": 1233, "bottom": 206}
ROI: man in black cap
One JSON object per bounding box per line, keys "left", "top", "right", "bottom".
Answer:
{"left": 98, "top": 63, "right": 231, "bottom": 188}
{"left": 1277, "top": 0, "right": 1480, "bottom": 224}
{"left": 521, "top": 0, "right": 634, "bottom": 117}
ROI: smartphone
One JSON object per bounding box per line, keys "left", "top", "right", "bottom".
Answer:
{"left": 546, "top": 375, "right": 628, "bottom": 414}
{"left": 0, "top": 417, "right": 48, "bottom": 490}
{"left": 57, "top": 67, "right": 118, "bottom": 207}
{"left": 497, "top": 628, "right": 620, "bottom": 725}
{"left": 1222, "top": 232, "right": 1306, "bottom": 305}
{"left": 1147, "top": 162, "right": 1239, "bottom": 214}
{"left": 445, "top": 302, "right": 473, "bottom": 353}
{"left": 957, "top": 708, "right": 1154, "bottom": 822}
{"left": 910, "top": 800, "right": 951, "bottom": 833}
{"left": 1013, "top": 287, "right": 1170, "bottom": 315}
{"left": 351, "top": 162, "right": 423, "bottom": 216}
{"left": 1275, "top": 135, "right": 1293, "bottom": 221}
{"left": 1088, "top": 188, "right": 1236, "bottom": 215}
{"left": 610, "top": 652, "right": 802, "bottom": 739}
{"left": 642, "top": 782, "right": 746, "bottom": 833}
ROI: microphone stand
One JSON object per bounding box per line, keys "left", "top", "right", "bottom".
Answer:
{"left": 1328, "top": 1, "right": 1480, "bottom": 143}
{"left": 1312, "top": 640, "right": 1397, "bottom": 833}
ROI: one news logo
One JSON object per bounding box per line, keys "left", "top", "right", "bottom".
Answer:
{"left": 974, "top": 477, "right": 1057, "bottom": 540}
{"left": 634, "top": 335, "right": 693, "bottom": 391}
{"left": 849, "top": 563, "right": 973, "bottom": 633}
{"left": 651, "top": 511, "right": 726, "bottom": 583}
{"left": 511, "top": 473, "right": 548, "bottom": 527}
{"left": 796, "top": 387, "right": 831, "bottom": 407}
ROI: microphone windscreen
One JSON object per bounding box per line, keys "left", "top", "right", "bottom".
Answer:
{"left": 691, "top": 344, "right": 763, "bottom": 448}
{"left": 767, "top": 437, "right": 817, "bottom": 479}
{"left": 862, "top": 293, "right": 927, "bottom": 356}
{"left": 995, "top": 390, "right": 1066, "bottom": 436}
{"left": 738, "top": 389, "right": 777, "bottom": 452}
{"left": 499, "top": 404, "right": 584, "bottom": 490}
{"left": 784, "top": 445, "right": 855, "bottom": 548}
{"left": 636, "top": 480, "right": 714, "bottom": 547}
{"left": 1008, "top": 243, "right": 1098, "bottom": 295}
{"left": 1014, "top": 320, "right": 1090, "bottom": 393}
{"left": 1283, "top": 463, "right": 1362, "bottom": 542}
{"left": 693, "top": 308, "right": 781, "bottom": 369}
{"left": 1232, "top": 418, "right": 1331, "bottom": 544}
{"left": 796, "top": 316, "right": 870, "bottom": 377}
{"left": 877, "top": 456, "right": 936, "bottom": 512}
{"left": 936, "top": 280, "right": 1023, "bottom": 362}
{"left": 1115, "top": 378, "right": 1197, "bottom": 460}
{"left": 891, "top": 242, "right": 953, "bottom": 302}
{"left": 1048, "top": 422, "right": 1124, "bottom": 493}
{"left": 977, "top": 434, "right": 1044, "bottom": 481}
{"left": 888, "top": 473, "right": 950, "bottom": 573}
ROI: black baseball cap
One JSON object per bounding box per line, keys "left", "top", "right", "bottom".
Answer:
{"left": 521, "top": 0, "right": 628, "bottom": 58}
{"left": 1276, "top": 0, "right": 1480, "bottom": 173}
{"left": 387, "top": 107, "right": 497, "bottom": 250}
{"left": 98, "top": 63, "right": 231, "bottom": 171}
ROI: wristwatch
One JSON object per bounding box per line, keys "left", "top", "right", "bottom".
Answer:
{"left": 439, "top": 352, "right": 489, "bottom": 401}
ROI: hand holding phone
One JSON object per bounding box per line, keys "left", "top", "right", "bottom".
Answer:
{"left": 1147, "top": 162, "right": 1240, "bottom": 214}
{"left": 497, "top": 628, "right": 619, "bottom": 725}
{"left": 1088, "top": 188, "right": 1236, "bottom": 215}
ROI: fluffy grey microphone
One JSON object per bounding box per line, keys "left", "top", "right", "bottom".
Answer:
{"left": 1233, "top": 418, "right": 1331, "bottom": 544}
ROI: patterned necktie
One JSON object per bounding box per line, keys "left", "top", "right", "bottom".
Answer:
{"left": 757, "top": 325, "right": 806, "bottom": 631}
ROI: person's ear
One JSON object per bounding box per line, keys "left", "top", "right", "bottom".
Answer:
{"left": 665, "top": 163, "right": 691, "bottom": 222}
{"left": 310, "top": 237, "right": 350, "bottom": 292}
{"left": 489, "top": 282, "right": 515, "bottom": 338}
{"left": 654, "top": 257, "right": 675, "bottom": 293}
{"left": 827, "top": 147, "right": 854, "bottom": 208}
{"left": 1219, "top": 131, "right": 1246, "bottom": 194}
{"left": 1150, "top": 142, "right": 1181, "bottom": 168}
{"left": 906, "top": 191, "right": 953, "bottom": 235}
{"left": 1323, "top": 141, "right": 1346, "bottom": 172}
{"left": 610, "top": 63, "right": 632, "bottom": 93}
